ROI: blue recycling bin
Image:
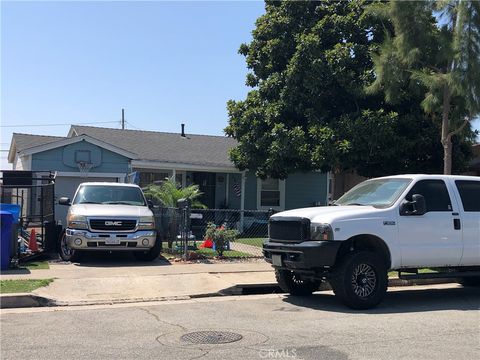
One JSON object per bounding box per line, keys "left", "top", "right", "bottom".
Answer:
{"left": 1, "top": 211, "right": 14, "bottom": 270}
{"left": 0, "top": 204, "right": 21, "bottom": 224}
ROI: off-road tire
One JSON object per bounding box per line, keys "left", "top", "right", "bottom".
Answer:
{"left": 58, "top": 231, "right": 82, "bottom": 262}
{"left": 275, "top": 269, "right": 321, "bottom": 296}
{"left": 133, "top": 235, "right": 162, "bottom": 262}
{"left": 329, "top": 251, "right": 388, "bottom": 310}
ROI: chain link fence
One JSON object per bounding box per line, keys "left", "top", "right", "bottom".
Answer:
{"left": 153, "top": 207, "right": 272, "bottom": 258}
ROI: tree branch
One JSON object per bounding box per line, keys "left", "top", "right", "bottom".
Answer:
{"left": 447, "top": 116, "right": 470, "bottom": 141}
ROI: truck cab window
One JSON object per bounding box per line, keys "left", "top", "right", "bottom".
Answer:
{"left": 455, "top": 180, "right": 480, "bottom": 212}
{"left": 406, "top": 180, "right": 452, "bottom": 212}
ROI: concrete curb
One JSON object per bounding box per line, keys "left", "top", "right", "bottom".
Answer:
{"left": 1, "top": 277, "right": 460, "bottom": 309}
{"left": 0, "top": 293, "right": 52, "bottom": 309}
{"left": 220, "top": 277, "right": 460, "bottom": 295}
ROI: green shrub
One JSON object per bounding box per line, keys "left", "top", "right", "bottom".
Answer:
{"left": 204, "top": 223, "right": 239, "bottom": 257}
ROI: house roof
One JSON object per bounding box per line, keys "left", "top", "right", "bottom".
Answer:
{"left": 8, "top": 133, "right": 66, "bottom": 162}
{"left": 8, "top": 133, "right": 137, "bottom": 163}
{"left": 69, "top": 125, "right": 238, "bottom": 169}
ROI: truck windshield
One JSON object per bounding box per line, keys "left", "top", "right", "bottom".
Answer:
{"left": 73, "top": 185, "right": 146, "bottom": 206}
{"left": 335, "top": 178, "right": 412, "bottom": 208}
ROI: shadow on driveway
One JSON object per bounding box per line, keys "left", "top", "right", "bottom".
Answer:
{"left": 282, "top": 286, "right": 480, "bottom": 314}
{"left": 72, "top": 251, "right": 172, "bottom": 268}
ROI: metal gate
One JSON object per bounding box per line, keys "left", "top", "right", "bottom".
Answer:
{"left": 0, "top": 170, "right": 60, "bottom": 261}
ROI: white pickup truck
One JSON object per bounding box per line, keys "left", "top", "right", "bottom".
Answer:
{"left": 263, "top": 174, "right": 480, "bottom": 309}
{"left": 58, "top": 182, "right": 160, "bottom": 262}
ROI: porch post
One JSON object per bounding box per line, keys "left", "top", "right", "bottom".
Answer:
{"left": 240, "top": 171, "right": 246, "bottom": 231}
{"left": 225, "top": 173, "right": 230, "bottom": 206}
{"left": 172, "top": 169, "right": 176, "bottom": 180}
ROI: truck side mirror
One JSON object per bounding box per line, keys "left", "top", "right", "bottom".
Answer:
{"left": 400, "top": 194, "right": 426, "bottom": 216}
{"left": 58, "top": 197, "right": 71, "bottom": 206}
{"left": 411, "top": 194, "right": 426, "bottom": 215}
{"left": 147, "top": 200, "right": 154, "bottom": 209}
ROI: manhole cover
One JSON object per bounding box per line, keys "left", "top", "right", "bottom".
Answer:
{"left": 181, "top": 331, "right": 243, "bottom": 344}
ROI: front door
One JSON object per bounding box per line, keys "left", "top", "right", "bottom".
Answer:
{"left": 192, "top": 172, "right": 216, "bottom": 209}
{"left": 397, "top": 179, "right": 463, "bottom": 267}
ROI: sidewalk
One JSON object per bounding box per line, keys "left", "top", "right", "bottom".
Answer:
{"left": 1, "top": 259, "right": 276, "bottom": 307}
{"left": 1, "top": 257, "right": 458, "bottom": 309}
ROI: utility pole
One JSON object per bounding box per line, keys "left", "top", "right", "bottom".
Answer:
{"left": 121, "top": 108, "right": 125, "bottom": 130}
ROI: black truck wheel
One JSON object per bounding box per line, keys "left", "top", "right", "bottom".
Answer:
{"left": 133, "top": 236, "right": 162, "bottom": 262}
{"left": 459, "top": 277, "right": 480, "bottom": 287}
{"left": 275, "top": 269, "right": 321, "bottom": 296}
{"left": 330, "top": 251, "right": 388, "bottom": 309}
{"left": 58, "top": 231, "right": 82, "bottom": 262}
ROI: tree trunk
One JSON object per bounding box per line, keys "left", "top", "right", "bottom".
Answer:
{"left": 441, "top": 84, "right": 452, "bottom": 175}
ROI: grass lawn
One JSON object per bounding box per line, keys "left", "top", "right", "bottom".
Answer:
{"left": 0, "top": 279, "right": 54, "bottom": 294}
{"left": 19, "top": 261, "right": 50, "bottom": 270}
{"left": 195, "top": 248, "right": 252, "bottom": 258}
{"left": 234, "top": 238, "right": 266, "bottom": 248}
{"left": 161, "top": 242, "right": 252, "bottom": 258}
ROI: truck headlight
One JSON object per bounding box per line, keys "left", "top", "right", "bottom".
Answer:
{"left": 138, "top": 216, "right": 155, "bottom": 230}
{"left": 67, "top": 214, "right": 88, "bottom": 229}
{"left": 310, "top": 223, "right": 334, "bottom": 241}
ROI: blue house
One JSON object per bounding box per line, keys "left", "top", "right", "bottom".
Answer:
{"left": 8, "top": 125, "right": 329, "bottom": 222}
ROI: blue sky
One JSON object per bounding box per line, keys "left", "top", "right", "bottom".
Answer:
{"left": 0, "top": 0, "right": 265, "bottom": 168}
{"left": 1, "top": 1, "right": 479, "bottom": 169}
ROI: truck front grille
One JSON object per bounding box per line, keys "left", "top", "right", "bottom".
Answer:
{"left": 268, "top": 217, "right": 310, "bottom": 243}
{"left": 89, "top": 219, "right": 137, "bottom": 231}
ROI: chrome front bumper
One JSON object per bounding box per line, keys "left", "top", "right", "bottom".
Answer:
{"left": 65, "top": 229, "right": 157, "bottom": 251}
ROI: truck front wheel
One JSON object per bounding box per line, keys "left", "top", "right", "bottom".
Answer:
{"left": 459, "top": 277, "right": 480, "bottom": 287}
{"left": 330, "top": 251, "right": 388, "bottom": 310}
{"left": 133, "top": 236, "right": 162, "bottom": 262}
{"left": 58, "top": 232, "right": 82, "bottom": 262}
{"left": 275, "top": 269, "right": 321, "bottom": 296}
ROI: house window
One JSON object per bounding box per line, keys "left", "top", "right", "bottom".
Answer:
{"left": 257, "top": 178, "right": 285, "bottom": 210}
{"left": 175, "top": 173, "right": 183, "bottom": 187}
{"left": 139, "top": 172, "right": 169, "bottom": 187}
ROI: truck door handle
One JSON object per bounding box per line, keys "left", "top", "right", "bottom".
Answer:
{"left": 453, "top": 218, "right": 461, "bottom": 230}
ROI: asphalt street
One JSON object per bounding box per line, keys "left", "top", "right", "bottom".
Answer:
{"left": 1, "top": 284, "right": 479, "bottom": 360}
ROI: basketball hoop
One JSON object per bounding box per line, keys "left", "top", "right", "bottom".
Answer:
{"left": 77, "top": 161, "right": 93, "bottom": 175}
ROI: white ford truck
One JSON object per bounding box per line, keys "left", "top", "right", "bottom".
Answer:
{"left": 263, "top": 175, "right": 480, "bottom": 309}
{"left": 58, "top": 182, "right": 160, "bottom": 262}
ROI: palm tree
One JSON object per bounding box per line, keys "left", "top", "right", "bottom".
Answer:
{"left": 143, "top": 176, "right": 206, "bottom": 208}
{"left": 143, "top": 176, "right": 206, "bottom": 249}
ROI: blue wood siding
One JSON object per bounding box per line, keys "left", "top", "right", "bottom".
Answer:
{"left": 31, "top": 141, "right": 130, "bottom": 173}
{"left": 285, "top": 172, "right": 328, "bottom": 209}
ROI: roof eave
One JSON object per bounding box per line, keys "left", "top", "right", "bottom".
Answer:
{"left": 131, "top": 159, "right": 239, "bottom": 173}
{"left": 21, "top": 134, "right": 138, "bottom": 160}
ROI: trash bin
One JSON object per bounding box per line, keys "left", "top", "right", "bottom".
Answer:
{"left": 1, "top": 211, "right": 14, "bottom": 270}
{"left": 0, "top": 204, "right": 21, "bottom": 258}
{"left": 0, "top": 204, "right": 21, "bottom": 224}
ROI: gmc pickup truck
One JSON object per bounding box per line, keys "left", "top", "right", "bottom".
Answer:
{"left": 263, "top": 175, "right": 480, "bottom": 309}
{"left": 58, "top": 182, "right": 160, "bottom": 262}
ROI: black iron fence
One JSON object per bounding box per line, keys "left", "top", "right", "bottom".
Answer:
{"left": 153, "top": 207, "right": 272, "bottom": 258}
{"left": 0, "top": 171, "right": 60, "bottom": 261}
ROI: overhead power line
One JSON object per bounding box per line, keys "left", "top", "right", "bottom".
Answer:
{"left": 125, "top": 120, "right": 143, "bottom": 131}
{"left": 0, "top": 120, "right": 119, "bottom": 128}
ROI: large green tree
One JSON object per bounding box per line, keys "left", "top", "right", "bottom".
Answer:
{"left": 226, "top": 0, "right": 474, "bottom": 179}
{"left": 367, "top": 0, "right": 480, "bottom": 174}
